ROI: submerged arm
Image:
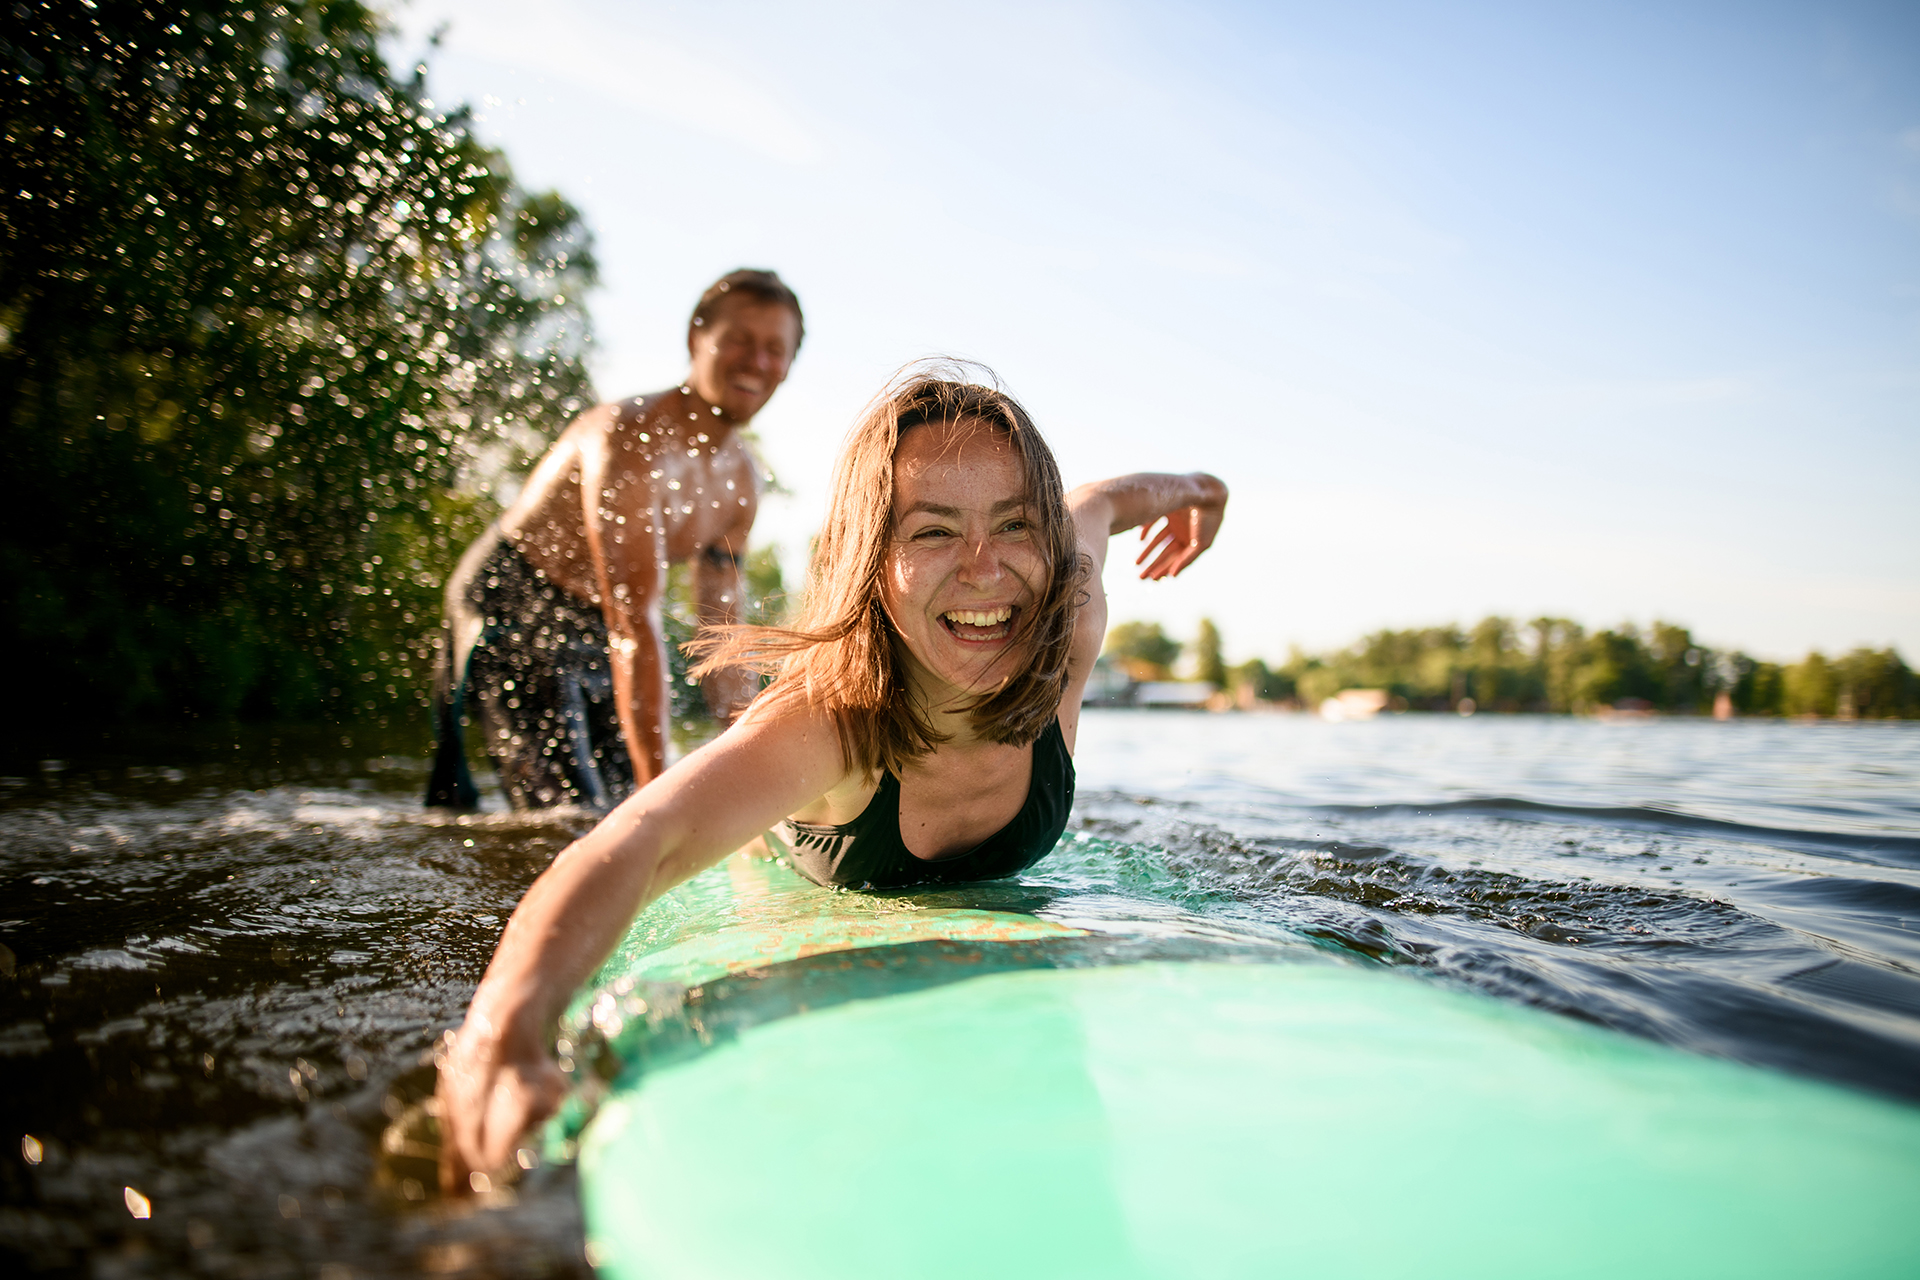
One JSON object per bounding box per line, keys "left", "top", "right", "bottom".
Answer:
{"left": 436, "top": 705, "right": 844, "bottom": 1191}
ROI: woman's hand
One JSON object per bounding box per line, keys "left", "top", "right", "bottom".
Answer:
{"left": 429, "top": 703, "right": 849, "bottom": 1197}
{"left": 1135, "top": 498, "right": 1224, "bottom": 580}
{"left": 436, "top": 1012, "right": 568, "bottom": 1195}
{"left": 1066, "top": 471, "right": 1229, "bottom": 584}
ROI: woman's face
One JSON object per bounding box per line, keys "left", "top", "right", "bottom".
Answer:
{"left": 881, "top": 418, "right": 1047, "bottom": 704}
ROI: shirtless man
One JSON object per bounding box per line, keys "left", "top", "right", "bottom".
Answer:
{"left": 426, "top": 269, "right": 803, "bottom": 811}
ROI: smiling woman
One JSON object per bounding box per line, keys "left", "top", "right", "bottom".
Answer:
{"left": 694, "top": 372, "right": 1089, "bottom": 780}
{"left": 433, "top": 361, "right": 1227, "bottom": 1188}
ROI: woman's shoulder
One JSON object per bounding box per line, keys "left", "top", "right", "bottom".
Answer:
{"left": 641, "top": 692, "right": 860, "bottom": 840}
{"left": 725, "top": 689, "right": 870, "bottom": 802}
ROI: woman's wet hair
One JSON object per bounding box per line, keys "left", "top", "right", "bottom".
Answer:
{"left": 689, "top": 268, "right": 805, "bottom": 347}
{"left": 690, "top": 359, "right": 1088, "bottom": 775}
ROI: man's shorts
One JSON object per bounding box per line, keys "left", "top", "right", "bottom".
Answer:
{"left": 425, "top": 530, "right": 636, "bottom": 811}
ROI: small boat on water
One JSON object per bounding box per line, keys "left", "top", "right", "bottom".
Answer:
{"left": 1318, "top": 687, "right": 1391, "bottom": 721}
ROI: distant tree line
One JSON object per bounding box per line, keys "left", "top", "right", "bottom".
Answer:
{"left": 1106, "top": 617, "right": 1918, "bottom": 718}
{"left": 2, "top": 0, "right": 596, "bottom": 728}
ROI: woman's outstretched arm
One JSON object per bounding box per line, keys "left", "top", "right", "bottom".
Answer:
{"left": 435, "top": 701, "right": 844, "bottom": 1192}
{"left": 1056, "top": 473, "right": 1228, "bottom": 749}
{"left": 1068, "top": 472, "right": 1229, "bottom": 582}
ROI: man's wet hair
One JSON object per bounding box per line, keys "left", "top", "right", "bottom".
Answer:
{"left": 690, "top": 269, "right": 805, "bottom": 347}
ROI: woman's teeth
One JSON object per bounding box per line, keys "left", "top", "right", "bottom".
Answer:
{"left": 944, "top": 607, "right": 1013, "bottom": 627}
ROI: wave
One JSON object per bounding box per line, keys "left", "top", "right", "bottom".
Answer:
{"left": 1305, "top": 796, "right": 1920, "bottom": 868}
{"left": 1050, "top": 793, "right": 1920, "bottom": 1104}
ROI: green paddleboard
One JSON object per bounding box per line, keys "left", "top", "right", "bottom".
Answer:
{"left": 557, "top": 853, "right": 1920, "bottom": 1279}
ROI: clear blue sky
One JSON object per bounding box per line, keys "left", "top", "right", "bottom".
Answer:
{"left": 386, "top": 0, "right": 1919, "bottom": 665}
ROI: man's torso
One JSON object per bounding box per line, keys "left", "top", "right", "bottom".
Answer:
{"left": 498, "top": 389, "right": 759, "bottom": 607}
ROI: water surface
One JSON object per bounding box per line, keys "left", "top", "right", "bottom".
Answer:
{"left": 3, "top": 712, "right": 1917, "bottom": 1275}
{"left": 1065, "top": 711, "right": 1920, "bottom": 1101}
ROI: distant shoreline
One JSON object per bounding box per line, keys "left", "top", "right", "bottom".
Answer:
{"left": 1100, "top": 616, "right": 1918, "bottom": 720}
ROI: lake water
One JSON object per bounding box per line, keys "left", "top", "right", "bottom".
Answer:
{"left": 4, "top": 711, "right": 1918, "bottom": 1276}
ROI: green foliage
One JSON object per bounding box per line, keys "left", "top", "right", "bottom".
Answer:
{"left": 1834, "top": 649, "right": 1918, "bottom": 718}
{"left": 1193, "top": 617, "right": 1227, "bottom": 690}
{"left": 1731, "top": 659, "right": 1784, "bottom": 716}
{"left": 1, "top": 0, "right": 596, "bottom": 726}
{"left": 1228, "top": 657, "right": 1294, "bottom": 703}
{"left": 1104, "top": 620, "right": 1180, "bottom": 679}
{"left": 1291, "top": 656, "right": 1341, "bottom": 710}
{"left": 744, "top": 545, "right": 788, "bottom": 627}
{"left": 1573, "top": 629, "right": 1652, "bottom": 709}
{"left": 1775, "top": 649, "right": 1916, "bottom": 719}
{"left": 1782, "top": 652, "right": 1835, "bottom": 718}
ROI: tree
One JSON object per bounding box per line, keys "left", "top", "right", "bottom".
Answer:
{"left": 1531, "top": 617, "right": 1586, "bottom": 712}
{"left": 1733, "top": 659, "right": 1784, "bottom": 715}
{"left": 1104, "top": 620, "right": 1180, "bottom": 681}
{"left": 1229, "top": 657, "right": 1293, "bottom": 703}
{"left": 1782, "top": 653, "right": 1836, "bottom": 717}
{"left": 1832, "top": 648, "right": 1917, "bottom": 719}
{"left": 1648, "top": 621, "right": 1707, "bottom": 713}
{"left": 2, "top": 0, "right": 596, "bottom": 725}
{"left": 1572, "top": 627, "right": 1658, "bottom": 710}
{"left": 1192, "top": 617, "right": 1227, "bottom": 689}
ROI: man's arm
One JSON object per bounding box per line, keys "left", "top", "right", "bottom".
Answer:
{"left": 692, "top": 529, "right": 759, "bottom": 722}
{"left": 578, "top": 421, "right": 671, "bottom": 784}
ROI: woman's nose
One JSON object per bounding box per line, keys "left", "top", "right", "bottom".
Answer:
{"left": 956, "top": 536, "right": 1003, "bottom": 583}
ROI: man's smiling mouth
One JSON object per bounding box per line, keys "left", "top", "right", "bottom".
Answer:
{"left": 941, "top": 606, "right": 1014, "bottom": 641}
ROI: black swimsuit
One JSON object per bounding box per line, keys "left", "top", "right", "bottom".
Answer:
{"left": 770, "top": 720, "right": 1075, "bottom": 890}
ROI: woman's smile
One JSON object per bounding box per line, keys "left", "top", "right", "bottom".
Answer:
{"left": 940, "top": 604, "right": 1016, "bottom": 641}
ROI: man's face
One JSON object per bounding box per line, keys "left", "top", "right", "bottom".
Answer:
{"left": 686, "top": 299, "right": 800, "bottom": 422}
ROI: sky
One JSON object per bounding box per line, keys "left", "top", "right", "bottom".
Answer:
{"left": 383, "top": 0, "right": 1919, "bottom": 666}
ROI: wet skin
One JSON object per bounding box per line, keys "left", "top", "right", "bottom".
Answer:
{"left": 498, "top": 299, "right": 801, "bottom": 782}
